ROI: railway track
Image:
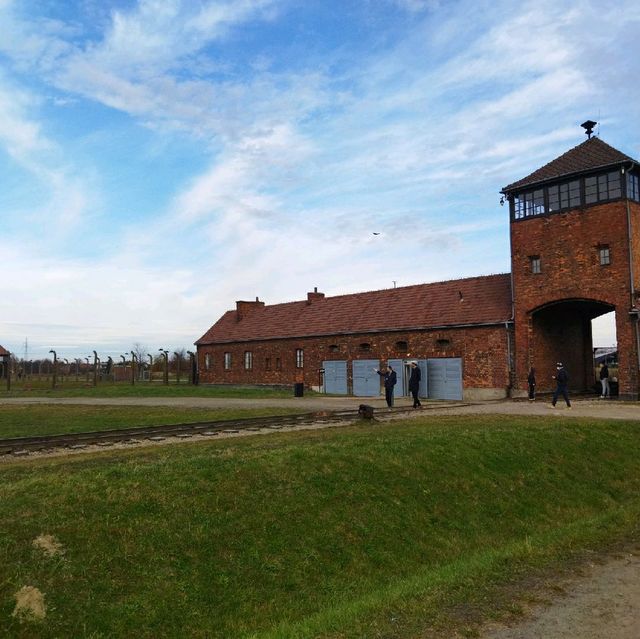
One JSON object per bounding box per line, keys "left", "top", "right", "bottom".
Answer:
{"left": 0, "top": 409, "right": 363, "bottom": 457}
{"left": 0, "top": 402, "right": 470, "bottom": 457}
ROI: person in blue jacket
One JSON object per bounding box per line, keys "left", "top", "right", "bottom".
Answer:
{"left": 374, "top": 364, "right": 397, "bottom": 408}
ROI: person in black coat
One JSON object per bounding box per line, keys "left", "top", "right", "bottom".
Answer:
{"left": 408, "top": 361, "right": 422, "bottom": 408}
{"left": 527, "top": 366, "right": 536, "bottom": 401}
{"left": 551, "top": 362, "right": 571, "bottom": 408}
{"left": 375, "top": 365, "right": 397, "bottom": 408}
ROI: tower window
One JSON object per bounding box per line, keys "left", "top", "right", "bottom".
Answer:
{"left": 529, "top": 256, "right": 541, "bottom": 274}
{"left": 568, "top": 180, "right": 581, "bottom": 207}
{"left": 548, "top": 184, "right": 560, "bottom": 211}
{"left": 295, "top": 349, "right": 304, "bottom": 368}
{"left": 224, "top": 352, "right": 232, "bottom": 370}
{"left": 627, "top": 173, "right": 640, "bottom": 202}
{"left": 265, "top": 357, "right": 271, "bottom": 370}
{"left": 599, "top": 246, "right": 611, "bottom": 266}
{"left": 204, "top": 353, "right": 211, "bottom": 370}
{"left": 244, "top": 351, "right": 253, "bottom": 370}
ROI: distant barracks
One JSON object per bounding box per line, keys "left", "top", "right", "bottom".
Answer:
{"left": 196, "top": 126, "right": 640, "bottom": 401}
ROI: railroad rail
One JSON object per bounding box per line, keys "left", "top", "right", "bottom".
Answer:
{"left": 0, "top": 402, "right": 469, "bottom": 457}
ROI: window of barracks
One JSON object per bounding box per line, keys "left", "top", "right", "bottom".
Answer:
{"left": 511, "top": 168, "right": 639, "bottom": 220}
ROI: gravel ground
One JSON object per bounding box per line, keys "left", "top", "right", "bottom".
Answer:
{"left": 479, "top": 549, "right": 640, "bottom": 639}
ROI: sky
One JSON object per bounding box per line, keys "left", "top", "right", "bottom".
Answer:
{"left": 1, "top": 0, "right": 638, "bottom": 361}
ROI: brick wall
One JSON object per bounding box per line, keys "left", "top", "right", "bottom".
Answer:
{"left": 197, "top": 324, "right": 511, "bottom": 395}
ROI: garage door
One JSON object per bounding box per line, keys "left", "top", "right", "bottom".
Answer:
{"left": 323, "top": 360, "right": 348, "bottom": 395}
{"left": 427, "top": 357, "right": 462, "bottom": 400}
{"left": 352, "top": 359, "right": 380, "bottom": 396}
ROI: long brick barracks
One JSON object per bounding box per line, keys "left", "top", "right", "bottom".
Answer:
{"left": 196, "top": 126, "right": 640, "bottom": 401}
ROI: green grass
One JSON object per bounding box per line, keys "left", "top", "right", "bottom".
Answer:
{"left": 0, "top": 405, "right": 304, "bottom": 439}
{"left": 1, "top": 414, "right": 639, "bottom": 638}
{"left": 0, "top": 380, "right": 305, "bottom": 399}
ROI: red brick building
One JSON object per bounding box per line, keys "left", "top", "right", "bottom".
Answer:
{"left": 196, "top": 129, "right": 640, "bottom": 400}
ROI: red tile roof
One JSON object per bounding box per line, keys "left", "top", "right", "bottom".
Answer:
{"left": 502, "top": 137, "right": 636, "bottom": 193}
{"left": 0, "top": 345, "right": 9, "bottom": 356}
{"left": 196, "top": 274, "right": 512, "bottom": 344}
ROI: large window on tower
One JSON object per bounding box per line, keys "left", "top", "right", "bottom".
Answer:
{"left": 585, "top": 172, "right": 622, "bottom": 204}
{"left": 512, "top": 169, "right": 625, "bottom": 221}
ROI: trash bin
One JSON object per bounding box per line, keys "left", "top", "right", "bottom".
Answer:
{"left": 294, "top": 382, "right": 304, "bottom": 397}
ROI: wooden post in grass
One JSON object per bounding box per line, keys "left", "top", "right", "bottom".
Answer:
{"left": 187, "top": 351, "right": 196, "bottom": 385}
{"left": 49, "top": 350, "right": 57, "bottom": 389}
{"left": 93, "top": 351, "right": 98, "bottom": 387}
{"left": 130, "top": 352, "right": 136, "bottom": 385}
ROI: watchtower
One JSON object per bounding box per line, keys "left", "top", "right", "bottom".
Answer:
{"left": 502, "top": 122, "right": 640, "bottom": 399}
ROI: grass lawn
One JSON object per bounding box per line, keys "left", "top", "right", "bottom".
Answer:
{"left": 0, "top": 405, "right": 305, "bottom": 439}
{"left": 1, "top": 414, "right": 639, "bottom": 638}
{"left": 0, "top": 380, "right": 305, "bottom": 399}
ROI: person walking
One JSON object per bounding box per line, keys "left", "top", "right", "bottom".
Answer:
{"left": 408, "top": 361, "right": 422, "bottom": 408}
{"left": 599, "top": 363, "right": 610, "bottom": 398}
{"left": 527, "top": 366, "right": 536, "bottom": 401}
{"left": 551, "top": 362, "right": 571, "bottom": 408}
{"left": 375, "top": 365, "right": 397, "bottom": 409}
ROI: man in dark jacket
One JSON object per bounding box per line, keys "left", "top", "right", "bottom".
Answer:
{"left": 408, "top": 361, "right": 422, "bottom": 408}
{"left": 375, "top": 365, "right": 397, "bottom": 408}
{"left": 551, "top": 362, "right": 571, "bottom": 408}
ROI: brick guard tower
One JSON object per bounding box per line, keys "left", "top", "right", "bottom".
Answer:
{"left": 502, "top": 124, "right": 640, "bottom": 400}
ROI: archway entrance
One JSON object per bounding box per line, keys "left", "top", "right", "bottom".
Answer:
{"left": 530, "top": 300, "right": 615, "bottom": 392}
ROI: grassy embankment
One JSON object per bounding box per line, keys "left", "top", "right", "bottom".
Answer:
{"left": 0, "top": 405, "right": 305, "bottom": 439}
{"left": 0, "top": 380, "right": 305, "bottom": 399}
{"left": 1, "top": 414, "right": 639, "bottom": 638}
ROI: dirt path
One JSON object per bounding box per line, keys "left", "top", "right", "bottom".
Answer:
{"left": 480, "top": 549, "right": 640, "bottom": 639}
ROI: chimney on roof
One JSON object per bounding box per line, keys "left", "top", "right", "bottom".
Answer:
{"left": 306, "top": 287, "right": 325, "bottom": 304}
{"left": 581, "top": 120, "right": 597, "bottom": 139}
{"left": 236, "top": 298, "right": 265, "bottom": 321}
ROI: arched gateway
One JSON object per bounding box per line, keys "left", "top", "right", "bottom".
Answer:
{"left": 502, "top": 125, "right": 640, "bottom": 400}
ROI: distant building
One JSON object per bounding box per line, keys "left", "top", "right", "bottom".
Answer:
{"left": 0, "top": 345, "right": 10, "bottom": 379}
{"left": 197, "top": 126, "right": 640, "bottom": 400}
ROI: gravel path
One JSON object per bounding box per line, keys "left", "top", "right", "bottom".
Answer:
{"left": 1, "top": 395, "right": 638, "bottom": 421}
{"left": 480, "top": 550, "right": 640, "bottom": 639}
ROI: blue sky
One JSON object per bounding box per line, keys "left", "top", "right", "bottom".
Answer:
{"left": 1, "top": 0, "right": 637, "bottom": 360}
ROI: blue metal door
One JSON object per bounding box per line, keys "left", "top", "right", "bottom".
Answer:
{"left": 427, "top": 357, "right": 462, "bottom": 400}
{"left": 417, "top": 359, "right": 428, "bottom": 398}
{"left": 323, "top": 360, "right": 348, "bottom": 395}
{"left": 352, "top": 359, "right": 380, "bottom": 396}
